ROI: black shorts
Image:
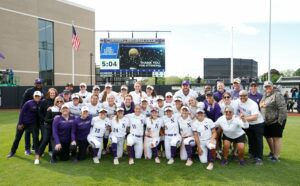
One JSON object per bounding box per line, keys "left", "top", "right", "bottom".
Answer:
{"left": 223, "top": 134, "right": 246, "bottom": 143}
{"left": 264, "top": 120, "right": 286, "bottom": 138}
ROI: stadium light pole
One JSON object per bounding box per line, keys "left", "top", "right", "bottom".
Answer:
{"left": 230, "top": 26, "right": 234, "bottom": 83}
{"left": 268, "top": 0, "right": 272, "bottom": 81}
{"left": 90, "top": 52, "right": 93, "bottom": 86}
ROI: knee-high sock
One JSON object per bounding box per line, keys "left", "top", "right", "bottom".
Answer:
{"left": 171, "top": 146, "right": 177, "bottom": 158}
{"left": 92, "top": 148, "right": 99, "bottom": 158}
{"left": 185, "top": 144, "right": 193, "bottom": 159}
{"left": 152, "top": 147, "right": 158, "bottom": 158}
{"left": 112, "top": 143, "right": 117, "bottom": 158}
{"left": 127, "top": 145, "right": 133, "bottom": 159}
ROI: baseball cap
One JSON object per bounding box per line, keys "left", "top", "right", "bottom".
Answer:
{"left": 263, "top": 81, "right": 273, "bottom": 88}
{"left": 196, "top": 108, "right": 205, "bottom": 113}
{"left": 93, "top": 85, "right": 100, "bottom": 90}
{"left": 151, "top": 107, "right": 159, "bottom": 112}
{"left": 81, "top": 106, "right": 89, "bottom": 112}
{"left": 206, "top": 91, "right": 213, "bottom": 96}
{"left": 165, "top": 92, "right": 173, "bottom": 97}
{"left": 156, "top": 95, "right": 164, "bottom": 101}
{"left": 233, "top": 78, "right": 241, "bottom": 84}
{"left": 116, "top": 107, "right": 124, "bottom": 112}
{"left": 79, "top": 82, "right": 87, "bottom": 87}
{"left": 61, "top": 104, "right": 69, "bottom": 109}
{"left": 239, "top": 90, "right": 248, "bottom": 96}
{"left": 174, "top": 96, "right": 182, "bottom": 102}
{"left": 182, "top": 80, "right": 190, "bottom": 86}
{"left": 164, "top": 106, "right": 173, "bottom": 112}
{"left": 121, "top": 85, "right": 128, "bottom": 90}
{"left": 33, "top": 91, "right": 42, "bottom": 97}
{"left": 71, "top": 93, "right": 80, "bottom": 99}
{"left": 181, "top": 106, "right": 190, "bottom": 112}
{"left": 141, "top": 97, "right": 148, "bottom": 102}
{"left": 99, "top": 108, "right": 107, "bottom": 113}
{"left": 146, "top": 85, "right": 154, "bottom": 90}
{"left": 63, "top": 90, "right": 71, "bottom": 94}
{"left": 250, "top": 81, "right": 257, "bottom": 86}
{"left": 224, "top": 106, "right": 234, "bottom": 113}
{"left": 105, "top": 82, "right": 112, "bottom": 88}
{"left": 35, "top": 78, "right": 42, "bottom": 84}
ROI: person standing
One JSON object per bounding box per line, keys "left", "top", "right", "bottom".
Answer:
{"left": 174, "top": 80, "right": 198, "bottom": 106}
{"left": 238, "top": 90, "right": 265, "bottom": 165}
{"left": 78, "top": 82, "right": 92, "bottom": 103}
{"left": 230, "top": 78, "right": 242, "bottom": 100}
{"left": 260, "top": 81, "right": 287, "bottom": 162}
{"left": 213, "top": 81, "right": 226, "bottom": 102}
{"left": 248, "top": 81, "right": 263, "bottom": 107}
{"left": 7, "top": 91, "right": 42, "bottom": 158}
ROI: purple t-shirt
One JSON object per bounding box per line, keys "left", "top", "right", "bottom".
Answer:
{"left": 72, "top": 116, "right": 92, "bottom": 141}
{"left": 18, "top": 100, "right": 39, "bottom": 125}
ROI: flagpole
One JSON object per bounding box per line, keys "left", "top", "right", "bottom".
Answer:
{"left": 72, "top": 21, "right": 75, "bottom": 85}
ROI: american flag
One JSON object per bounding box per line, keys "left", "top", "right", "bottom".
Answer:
{"left": 72, "top": 25, "right": 80, "bottom": 50}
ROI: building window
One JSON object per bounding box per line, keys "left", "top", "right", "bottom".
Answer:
{"left": 38, "top": 19, "right": 54, "bottom": 85}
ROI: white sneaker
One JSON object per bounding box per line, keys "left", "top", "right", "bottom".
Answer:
{"left": 129, "top": 158, "right": 134, "bottom": 165}
{"left": 185, "top": 159, "right": 193, "bottom": 166}
{"left": 206, "top": 163, "right": 214, "bottom": 170}
{"left": 93, "top": 157, "right": 100, "bottom": 164}
{"left": 167, "top": 158, "right": 174, "bottom": 165}
{"left": 155, "top": 157, "right": 160, "bottom": 164}
{"left": 114, "top": 158, "right": 119, "bottom": 165}
{"left": 34, "top": 159, "right": 40, "bottom": 165}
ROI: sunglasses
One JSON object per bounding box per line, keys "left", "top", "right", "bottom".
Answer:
{"left": 56, "top": 101, "right": 63, "bottom": 103}
{"left": 223, "top": 96, "right": 231, "bottom": 99}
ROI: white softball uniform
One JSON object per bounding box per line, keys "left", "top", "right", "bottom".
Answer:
{"left": 129, "top": 91, "right": 147, "bottom": 105}
{"left": 126, "top": 113, "right": 146, "bottom": 159}
{"left": 102, "top": 102, "right": 117, "bottom": 119}
{"left": 66, "top": 102, "right": 83, "bottom": 116}
{"left": 109, "top": 117, "right": 130, "bottom": 158}
{"left": 146, "top": 96, "right": 157, "bottom": 106}
{"left": 78, "top": 91, "right": 92, "bottom": 103}
{"left": 144, "top": 117, "right": 163, "bottom": 159}
{"left": 172, "top": 106, "right": 182, "bottom": 118}
{"left": 141, "top": 106, "right": 152, "bottom": 117}
{"left": 87, "top": 116, "right": 111, "bottom": 158}
{"left": 192, "top": 118, "right": 216, "bottom": 163}
{"left": 214, "top": 115, "right": 249, "bottom": 139}
{"left": 162, "top": 116, "right": 182, "bottom": 159}
{"left": 85, "top": 102, "right": 103, "bottom": 117}
{"left": 189, "top": 102, "right": 205, "bottom": 119}
{"left": 178, "top": 116, "right": 195, "bottom": 160}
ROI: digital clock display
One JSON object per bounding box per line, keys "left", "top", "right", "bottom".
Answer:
{"left": 100, "top": 59, "right": 119, "bottom": 70}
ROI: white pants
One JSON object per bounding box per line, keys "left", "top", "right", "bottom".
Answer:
{"left": 127, "top": 134, "right": 144, "bottom": 159}
{"left": 180, "top": 136, "right": 196, "bottom": 160}
{"left": 87, "top": 135, "right": 103, "bottom": 159}
{"left": 109, "top": 135, "right": 125, "bottom": 158}
{"left": 144, "top": 136, "right": 160, "bottom": 159}
{"left": 198, "top": 140, "right": 212, "bottom": 163}
{"left": 164, "top": 135, "right": 182, "bottom": 160}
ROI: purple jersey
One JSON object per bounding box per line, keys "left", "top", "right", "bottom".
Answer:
{"left": 18, "top": 100, "right": 39, "bottom": 125}
{"left": 72, "top": 116, "right": 92, "bottom": 141}
{"left": 203, "top": 100, "right": 222, "bottom": 122}
{"left": 52, "top": 115, "right": 75, "bottom": 144}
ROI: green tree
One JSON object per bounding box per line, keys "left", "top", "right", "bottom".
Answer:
{"left": 260, "top": 69, "right": 282, "bottom": 83}
{"left": 293, "top": 68, "right": 300, "bottom": 76}
{"left": 281, "top": 69, "right": 295, "bottom": 77}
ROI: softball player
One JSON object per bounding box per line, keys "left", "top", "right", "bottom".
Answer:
{"left": 129, "top": 81, "right": 147, "bottom": 105}
{"left": 162, "top": 106, "right": 182, "bottom": 164}
{"left": 109, "top": 107, "right": 130, "bottom": 165}
{"left": 78, "top": 82, "right": 92, "bottom": 103}
{"left": 164, "top": 92, "right": 174, "bottom": 107}
{"left": 172, "top": 96, "right": 183, "bottom": 118}
{"left": 67, "top": 93, "right": 83, "bottom": 117}
{"left": 102, "top": 94, "right": 117, "bottom": 119}
{"left": 141, "top": 98, "right": 152, "bottom": 117}
{"left": 144, "top": 107, "right": 163, "bottom": 163}
{"left": 87, "top": 108, "right": 111, "bottom": 164}
{"left": 85, "top": 94, "right": 102, "bottom": 117}
{"left": 188, "top": 96, "right": 205, "bottom": 119}
{"left": 178, "top": 106, "right": 195, "bottom": 166}
{"left": 146, "top": 85, "right": 157, "bottom": 106}
{"left": 192, "top": 108, "right": 217, "bottom": 170}
{"left": 155, "top": 95, "right": 165, "bottom": 117}
{"left": 126, "top": 105, "right": 146, "bottom": 165}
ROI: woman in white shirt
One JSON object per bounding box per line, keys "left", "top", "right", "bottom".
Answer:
{"left": 214, "top": 106, "right": 249, "bottom": 166}
{"left": 126, "top": 105, "right": 146, "bottom": 165}
{"left": 87, "top": 108, "right": 111, "bottom": 164}
{"left": 109, "top": 107, "right": 130, "bottom": 165}
{"left": 146, "top": 85, "right": 157, "bottom": 107}
{"left": 144, "top": 107, "right": 163, "bottom": 163}
{"left": 85, "top": 94, "right": 102, "bottom": 117}
{"left": 219, "top": 92, "right": 238, "bottom": 115}
{"left": 67, "top": 93, "right": 83, "bottom": 117}
{"left": 129, "top": 81, "right": 147, "bottom": 105}
{"left": 188, "top": 96, "right": 205, "bottom": 119}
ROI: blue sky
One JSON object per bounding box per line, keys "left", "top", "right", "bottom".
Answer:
{"left": 69, "top": 0, "right": 300, "bottom": 77}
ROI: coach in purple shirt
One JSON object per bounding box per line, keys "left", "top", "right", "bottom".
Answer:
{"left": 248, "top": 81, "right": 263, "bottom": 107}
{"left": 230, "top": 78, "right": 242, "bottom": 100}
{"left": 51, "top": 104, "right": 75, "bottom": 163}
{"left": 213, "top": 81, "right": 226, "bottom": 102}
{"left": 7, "top": 91, "right": 42, "bottom": 158}
{"left": 71, "top": 106, "right": 92, "bottom": 161}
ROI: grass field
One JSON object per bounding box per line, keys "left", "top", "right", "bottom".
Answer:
{"left": 0, "top": 111, "right": 300, "bottom": 186}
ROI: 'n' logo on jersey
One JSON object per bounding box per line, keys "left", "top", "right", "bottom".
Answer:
{"left": 155, "top": 124, "right": 159, "bottom": 128}
{"left": 140, "top": 120, "right": 144, "bottom": 125}
{"left": 171, "top": 119, "right": 174, "bottom": 123}
{"left": 187, "top": 122, "right": 191, "bottom": 128}
{"left": 122, "top": 123, "right": 125, "bottom": 128}
{"left": 132, "top": 124, "right": 137, "bottom": 129}
{"left": 204, "top": 125, "right": 209, "bottom": 130}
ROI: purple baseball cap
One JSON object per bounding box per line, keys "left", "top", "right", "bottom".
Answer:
{"left": 182, "top": 80, "right": 190, "bottom": 86}
{"left": 35, "top": 78, "right": 42, "bottom": 84}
